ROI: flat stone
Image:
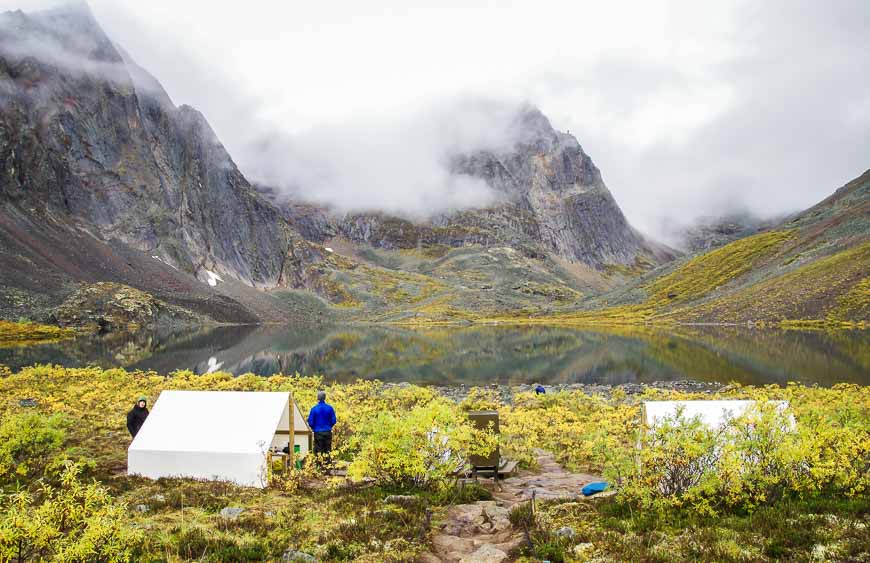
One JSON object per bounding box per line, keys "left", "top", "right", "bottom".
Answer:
{"left": 442, "top": 501, "right": 511, "bottom": 537}
{"left": 134, "top": 504, "right": 149, "bottom": 513}
{"left": 459, "top": 544, "right": 509, "bottom": 563}
{"left": 555, "top": 526, "right": 575, "bottom": 539}
{"left": 219, "top": 506, "right": 244, "bottom": 520}
{"left": 282, "top": 550, "right": 317, "bottom": 562}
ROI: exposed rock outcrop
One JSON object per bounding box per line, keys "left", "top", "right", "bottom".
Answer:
{"left": 51, "top": 282, "right": 201, "bottom": 332}
{"left": 673, "top": 213, "right": 778, "bottom": 253}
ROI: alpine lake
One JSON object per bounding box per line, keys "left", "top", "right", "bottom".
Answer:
{"left": 1, "top": 323, "right": 867, "bottom": 387}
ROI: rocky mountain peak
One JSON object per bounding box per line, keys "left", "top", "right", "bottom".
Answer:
{"left": 0, "top": 6, "right": 294, "bottom": 292}
{"left": 1, "top": 2, "right": 122, "bottom": 66}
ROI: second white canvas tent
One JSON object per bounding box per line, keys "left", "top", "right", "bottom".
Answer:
{"left": 128, "top": 390, "right": 311, "bottom": 488}
{"left": 642, "top": 400, "right": 790, "bottom": 431}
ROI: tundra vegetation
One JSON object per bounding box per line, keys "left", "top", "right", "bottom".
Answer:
{"left": 0, "top": 365, "right": 867, "bottom": 561}
{"left": 0, "top": 321, "right": 75, "bottom": 347}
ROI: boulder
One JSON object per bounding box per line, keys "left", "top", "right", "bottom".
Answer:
{"left": 52, "top": 283, "right": 200, "bottom": 332}
{"left": 459, "top": 544, "right": 509, "bottom": 563}
{"left": 219, "top": 507, "right": 244, "bottom": 520}
{"left": 282, "top": 550, "right": 317, "bottom": 562}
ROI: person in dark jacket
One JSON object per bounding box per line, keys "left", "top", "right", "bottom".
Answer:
{"left": 307, "top": 391, "right": 337, "bottom": 456}
{"left": 126, "top": 396, "right": 149, "bottom": 438}
{"left": 535, "top": 384, "right": 546, "bottom": 395}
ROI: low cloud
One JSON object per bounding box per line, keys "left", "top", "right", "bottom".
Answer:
{"left": 240, "top": 99, "right": 531, "bottom": 217}
{"left": 537, "top": 0, "right": 870, "bottom": 241}
{"left": 0, "top": 6, "right": 130, "bottom": 84}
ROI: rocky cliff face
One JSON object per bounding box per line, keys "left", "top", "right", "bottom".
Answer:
{"left": 670, "top": 213, "right": 780, "bottom": 253}
{"left": 271, "top": 107, "right": 672, "bottom": 269}
{"left": 449, "top": 108, "right": 665, "bottom": 266}
{"left": 0, "top": 4, "right": 292, "bottom": 288}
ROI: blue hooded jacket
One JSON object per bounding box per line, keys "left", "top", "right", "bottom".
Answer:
{"left": 308, "top": 401, "right": 337, "bottom": 433}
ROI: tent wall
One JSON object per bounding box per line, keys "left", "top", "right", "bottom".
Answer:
{"left": 128, "top": 390, "right": 292, "bottom": 488}
{"left": 292, "top": 400, "right": 311, "bottom": 456}
{"left": 643, "top": 400, "right": 790, "bottom": 431}
{"left": 271, "top": 404, "right": 291, "bottom": 450}
{"left": 270, "top": 434, "right": 289, "bottom": 450}
{"left": 294, "top": 433, "right": 310, "bottom": 455}
{"left": 268, "top": 397, "right": 312, "bottom": 455}
{"left": 128, "top": 450, "right": 267, "bottom": 488}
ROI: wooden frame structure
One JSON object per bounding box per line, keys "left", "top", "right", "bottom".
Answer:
{"left": 268, "top": 393, "right": 313, "bottom": 477}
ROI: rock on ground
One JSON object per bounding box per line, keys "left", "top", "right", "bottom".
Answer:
{"left": 219, "top": 506, "right": 244, "bottom": 520}
{"left": 459, "top": 544, "right": 509, "bottom": 563}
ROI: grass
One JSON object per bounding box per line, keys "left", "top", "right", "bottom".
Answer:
{"left": 0, "top": 367, "right": 460, "bottom": 561}
{"left": 684, "top": 241, "right": 870, "bottom": 326}
{"left": 442, "top": 231, "right": 798, "bottom": 327}
{"left": 519, "top": 494, "right": 870, "bottom": 562}
{"left": 646, "top": 230, "right": 796, "bottom": 306}
{"left": 0, "top": 320, "right": 76, "bottom": 347}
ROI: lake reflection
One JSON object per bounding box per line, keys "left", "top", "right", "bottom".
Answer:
{"left": 0, "top": 324, "right": 867, "bottom": 386}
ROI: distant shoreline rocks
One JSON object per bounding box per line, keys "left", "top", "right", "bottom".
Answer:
{"left": 384, "top": 379, "right": 725, "bottom": 404}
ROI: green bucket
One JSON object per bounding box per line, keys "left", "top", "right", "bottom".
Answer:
{"left": 294, "top": 444, "right": 302, "bottom": 469}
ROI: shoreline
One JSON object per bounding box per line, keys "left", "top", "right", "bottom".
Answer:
{"left": 389, "top": 379, "right": 729, "bottom": 404}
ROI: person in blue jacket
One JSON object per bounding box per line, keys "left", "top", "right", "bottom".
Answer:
{"left": 534, "top": 384, "right": 546, "bottom": 395}
{"left": 308, "top": 391, "right": 337, "bottom": 456}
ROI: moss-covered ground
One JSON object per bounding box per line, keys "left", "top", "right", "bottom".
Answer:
{"left": 0, "top": 320, "right": 76, "bottom": 347}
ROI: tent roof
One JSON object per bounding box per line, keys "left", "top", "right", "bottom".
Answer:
{"left": 129, "top": 390, "right": 290, "bottom": 454}
{"left": 643, "top": 400, "right": 789, "bottom": 429}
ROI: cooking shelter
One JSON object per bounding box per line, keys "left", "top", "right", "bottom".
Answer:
{"left": 128, "top": 390, "right": 311, "bottom": 488}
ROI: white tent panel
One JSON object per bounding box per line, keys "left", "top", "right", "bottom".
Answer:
{"left": 643, "top": 400, "right": 790, "bottom": 430}
{"left": 128, "top": 390, "right": 293, "bottom": 487}
{"left": 130, "top": 450, "right": 265, "bottom": 488}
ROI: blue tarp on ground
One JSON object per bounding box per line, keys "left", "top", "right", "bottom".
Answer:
{"left": 582, "top": 481, "right": 608, "bottom": 496}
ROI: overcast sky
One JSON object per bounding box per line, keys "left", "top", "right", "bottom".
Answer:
{"left": 4, "top": 0, "right": 869, "bottom": 239}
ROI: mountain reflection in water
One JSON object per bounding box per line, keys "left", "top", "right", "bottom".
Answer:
{"left": 1, "top": 324, "right": 867, "bottom": 386}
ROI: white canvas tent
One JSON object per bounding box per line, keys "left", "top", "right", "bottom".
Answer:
{"left": 128, "top": 390, "right": 311, "bottom": 487}
{"left": 642, "top": 400, "right": 790, "bottom": 431}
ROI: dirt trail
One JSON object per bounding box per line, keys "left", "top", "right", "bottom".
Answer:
{"left": 420, "top": 454, "right": 600, "bottom": 563}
